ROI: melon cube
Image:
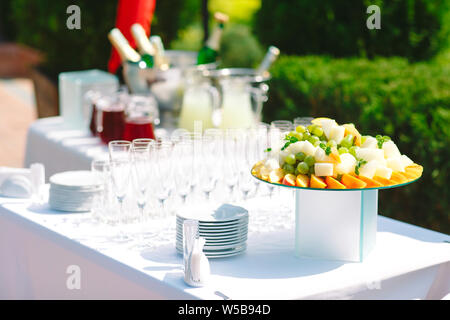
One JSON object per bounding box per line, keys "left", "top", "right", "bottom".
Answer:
{"left": 321, "top": 119, "right": 337, "bottom": 139}
{"left": 287, "top": 141, "right": 304, "bottom": 155}
{"left": 361, "top": 136, "right": 377, "bottom": 149}
{"left": 375, "top": 166, "right": 393, "bottom": 180}
{"left": 382, "top": 140, "right": 401, "bottom": 159}
{"left": 386, "top": 156, "right": 405, "bottom": 172}
{"left": 314, "top": 147, "right": 327, "bottom": 162}
{"left": 329, "top": 125, "right": 345, "bottom": 144}
{"left": 356, "top": 148, "right": 385, "bottom": 162}
{"left": 358, "top": 160, "right": 378, "bottom": 179}
{"left": 336, "top": 153, "right": 357, "bottom": 174}
{"left": 314, "top": 163, "right": 334, "bottom": 176}
{"left": 302, "top": 140, "right": 316, "bottom": 156}
{"left": 400, "top": 155, "right": 414, "bottom": 167}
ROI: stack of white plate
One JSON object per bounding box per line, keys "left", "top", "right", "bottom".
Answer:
{"left": 176, "top": 204, "right": 249, "bottom": 259}
{"left": 48, "top": 170, "right": 102, "bottom": 212}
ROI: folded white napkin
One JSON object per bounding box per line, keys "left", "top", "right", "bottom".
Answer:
{"left": 0, "top": 164, "right": 45, "bottom": 199}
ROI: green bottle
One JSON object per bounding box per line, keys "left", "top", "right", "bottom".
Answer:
{"left": 131, "top": 23, "right": 155, "bottom": 68}
{"left": 197, "top": 12, "right": 229, "bottom": 65}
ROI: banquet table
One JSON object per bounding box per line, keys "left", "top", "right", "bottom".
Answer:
{"left": 24, "top": 117, "right": 107, "bottom": 180}
{"left": 0, "top": 193, "right": 449, "bottom": 300}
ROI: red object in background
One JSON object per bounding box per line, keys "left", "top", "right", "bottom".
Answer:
{"left": 123, "top": 117, "right": 156, "bottom": 141}
{"left": 108, "top": 0, "right": 157, "bottom": 74}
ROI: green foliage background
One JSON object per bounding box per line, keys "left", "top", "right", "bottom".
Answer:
{"left": 265, "top": 56, "right": 450, "bottom": 233}
{"left": 254, "top": 0, "right": 448, "bottom": 61}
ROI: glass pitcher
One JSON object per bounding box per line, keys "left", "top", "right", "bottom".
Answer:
{"left": 95, "top": 92, "right": 127, "bottom": 144}
{"left": 178, "top": 76, "right": 219, "bottom": 132}
{"left": 218, "top": 78, "right": 266, "bottom": 129}
{"left": 123, "top": 94, "right": 159, "bottom": 141}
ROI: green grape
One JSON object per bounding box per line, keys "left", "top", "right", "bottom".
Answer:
{"left": 283, "top": 163, "right": 295, "bottom": 174}
{"left": 312, "top": 126, "right": 323, "bottom": 137}
{"left": 295, "top": 125, "right": 306, "bottom": 133}
{"left": 289, "top": 131, "right": 297, "bottom": 137}
{"left": 295, "top": 152, "right": 306, "bottom": 161}
{"left": 293, "top": 132, "right": 303, "bottom": 141}
{"left": 297, "top": 162, "right": 309, "bottom": 175}
{"left": 308, "top": 135, "right": 320, "bottom": 145}
{"left": 349, "top": 146, "right": 357, "bottom": 157}
{"left": 302, "top": 132, "right": 311, "bottom": 140}
{"left": 340, "top": 135, "right": 354, "bottom": 149}
{"left": 307, "top": 124, "right": 316, "bottom": 133}
{"left": 326, "top": 140, "right": 337, "bottom": 148}
{"left": 338, "top": 147, "right": 349, "bottom": 154}
{"left": 309, "top": 165, "right": 315, "bottom": 174}
{"left": 285, "top": 154, "right": 296, "bottom": 165}
{"left": 304, "top": 155, "right": 315, "bottom": 167}
{"left": 313, "top": 140, "right": 321, "bottom": 147}
{"left": 294, "top": 168, "right": 299, "bottom": 175}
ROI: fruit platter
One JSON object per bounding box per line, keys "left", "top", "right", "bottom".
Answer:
{"left": 252, "top": 117, "right": 423, "bottom": 190}
{"left": 251, "top": 117, "right": 423, "bottom": 262}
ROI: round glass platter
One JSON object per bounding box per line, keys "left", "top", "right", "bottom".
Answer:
{"left": 251, "top": 172, "right": 422, "bottom": 192}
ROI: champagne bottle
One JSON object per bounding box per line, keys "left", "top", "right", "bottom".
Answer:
{"left": 150, "top": 35, "right": 169, "bottom": 70}
{"left": 108, "top": 28, "right": 146, "bottom": 68}
{"left": 131, "top": 23, "right": 155, "bottom": 68}
{"left": 256, "top": 46, "right": 280, "bottom": 76}
{"left": 197, "top": 12, "right": 229, "bottom": 65}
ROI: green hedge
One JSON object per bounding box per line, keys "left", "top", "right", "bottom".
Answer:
{"left": 254, "top": 0, "right": 448, "bottom": 61}
{"left": 265, "top": 55, "right": 450, "bottom": 233}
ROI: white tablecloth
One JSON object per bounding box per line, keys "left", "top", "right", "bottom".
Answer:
{"left": 1, "top": 195, "right": 449, "bottom": 300}
{"left": 24, "top": 117, "right": 108, "bottom": 179}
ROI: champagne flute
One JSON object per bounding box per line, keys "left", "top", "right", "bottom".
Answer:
{"left": 154, "top": 140, "right": 174, "bottom": 216}
{"left": 173, "top": 140, "right": 194, "bottom": 205}
{"left": 108, "top": 140, "right": 132, "bottom": 242}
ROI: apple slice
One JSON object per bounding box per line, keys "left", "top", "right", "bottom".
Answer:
{"left": 269, "top": 168, "right": 284, "bottom": 184}
{"left": 282, "top": 174, "right": 296, "bottom": 187}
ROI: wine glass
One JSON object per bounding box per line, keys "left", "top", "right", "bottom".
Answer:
{"left": 153, "top": 140, "right": 174, "bottom": 216}
{"left": 132, "top": 138, "right": 155, "bottom": 149}
{"left": 223, "top": 129, "right": 240, "bottom": 201}
{"left": 108, "top": 140, "right": 132, "bottom": 242}
{"left": 90, "top": 159, "right": 111, "bottom": 223}
{"left": 173, "top": 140, "right": 194, "bottom": 205}
{"left": 199, "top": 134, "right": 223, "bottom": 202}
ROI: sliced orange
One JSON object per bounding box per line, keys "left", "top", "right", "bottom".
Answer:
{"left": 341, "top": 174, "right": 367, "bottom": 189}
{"left": 329, "top": 152, "right": 341, "bottom": 163}
{"left": 402, "top": 170, "right": 417, "bottom": 181}
{"left": 296, "top": 174, "right": 310, "bottom": 188}
{"left": 325, "top": 176, "right": 346, "bottom": 189}
{"left": 389, "top": 172, "right": 408, "bottom": 185}
{"left": 404, "top": 167, "right": 423, "bottom": 180}
{"left": 356, "top": 175, "right": 383, "bottom": 188}
{"left": 373, "top": 175, "right": 392, "bottom": 186}
{"left": 310, "top": 174, "right": 327, "bottom": 189}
